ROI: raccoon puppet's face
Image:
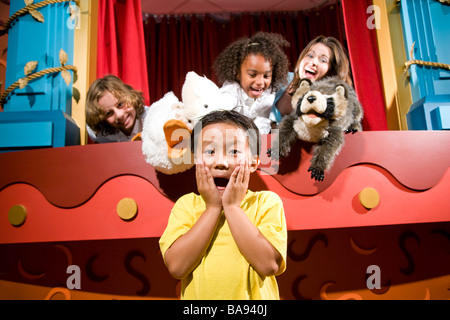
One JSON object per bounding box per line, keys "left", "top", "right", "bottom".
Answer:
{"left": 292, "top": 77, "right": 349, "bottom": 128}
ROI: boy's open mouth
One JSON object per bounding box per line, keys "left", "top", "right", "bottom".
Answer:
{"left": 213, "top": 177, "right": 229, "bottom": 188}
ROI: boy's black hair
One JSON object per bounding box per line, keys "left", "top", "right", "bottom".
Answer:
{"left": 214, "top": 32, "right": 290, "bottom": 91}
{"left": 190, "top": 110, "right": 260, "bottom": 157}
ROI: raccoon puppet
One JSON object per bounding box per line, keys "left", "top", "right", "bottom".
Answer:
{"left": 269, "top": 77, "right": 363, "bottom": 181}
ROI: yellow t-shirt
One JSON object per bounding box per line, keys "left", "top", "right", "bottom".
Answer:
{"left": 159, "top": 190, "right": 287, "bottom": 300}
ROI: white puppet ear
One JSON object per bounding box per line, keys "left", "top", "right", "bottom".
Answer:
{"left": 335, "top": 84, "right": 347, "bottom": 99}
{"left": 298, "top": 78, "right": 312, "bottom": 96}
{"left": 291, "top": 78, "right": 313, "bottom": 113}
{"left": 333, "top": 85, "right": 349, "bottom": 119}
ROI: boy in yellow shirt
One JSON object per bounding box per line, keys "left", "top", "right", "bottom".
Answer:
{"left": 159, "top": 110, "right": 287, "bottom": 299}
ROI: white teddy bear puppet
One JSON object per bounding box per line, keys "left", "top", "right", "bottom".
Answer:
{"left": 141, "top": 71, "right": 233, "bottom": 174}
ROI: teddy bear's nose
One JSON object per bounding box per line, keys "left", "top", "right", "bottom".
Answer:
{"left": 307, "top": 95, "right": 317, "bottom": 104}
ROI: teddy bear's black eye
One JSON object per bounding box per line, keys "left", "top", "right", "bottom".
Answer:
{"left": 204, "top": 104, "right": 208, "bottom": 108}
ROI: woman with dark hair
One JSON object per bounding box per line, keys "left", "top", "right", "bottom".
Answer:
{"left": 271, "top": 35, "right": 353, "bottom": 126}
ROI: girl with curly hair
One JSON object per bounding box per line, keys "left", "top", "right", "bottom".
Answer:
{"left": 271, "top": 35, "right": 353, "bottom": 125}
{"left": 86, "top": 75, "right": 149, "bottom": 143}
{"left": 214, "top": 32, "right": 290, "bottom": 134}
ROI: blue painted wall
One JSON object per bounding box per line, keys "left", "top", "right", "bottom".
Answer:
{"left": 400, "top": 0, "right": 450, "bottom": 130}
{"left": 0, "top": 0, "right": 79, "bottom": 151}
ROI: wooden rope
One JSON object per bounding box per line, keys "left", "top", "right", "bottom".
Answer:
{"left": 2, "top": 0, "right": 78, "bottom": 34}
{"left": 0, "top": 65, "right": 77, "bottom": 107}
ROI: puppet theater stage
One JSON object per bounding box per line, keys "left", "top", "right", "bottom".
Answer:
{"left": 0, "top": 0, "right": 449, "bottom": 300}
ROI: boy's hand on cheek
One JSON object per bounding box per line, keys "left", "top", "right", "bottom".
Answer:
{"left": 196, "top": 160, "right": 222, "bottom": 210}
{"left": 222, "top": 159, "right": 250, "bottom": 209}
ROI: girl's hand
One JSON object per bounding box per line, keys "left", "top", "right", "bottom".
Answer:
{"left": 222, "top": 159, "right": 250, "bottom": 209}
{"left": 196, "top": 159, "right": 222, "bottom": 210}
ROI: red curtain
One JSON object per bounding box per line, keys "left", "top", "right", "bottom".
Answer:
{"left": 97, "top": 0, "right": 150, "bottom": 105}
{"left": 144, "top": 5, "right": 346, "bottom": 104}
{"left": 342, "top": 0, "right": 387, "bottom": 130}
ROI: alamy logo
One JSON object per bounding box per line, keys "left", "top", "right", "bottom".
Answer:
{"left": 366, "top": 5, "right": 381, "bottom": 30}
{"left": 66, "top": 265, "right": 81, "bottom": 290}
{"left": 366, "top": 265, "right": 381, "bottom": 290}
{"left": 66, "top": 4, "right": 80, "bottom": 30}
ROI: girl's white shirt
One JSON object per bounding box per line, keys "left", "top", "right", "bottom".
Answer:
{"left": 220, "top": 81, "right": 275, "bottom": 134}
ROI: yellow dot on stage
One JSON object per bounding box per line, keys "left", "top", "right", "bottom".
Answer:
{"left": 358, "top": 187, "right": 380, "bottom": 210}
{"left": 116, "top": 198, "right": 138, "bottom": 221}
{"left": 8, "top": 204, "right": 27, "bottom": 227}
